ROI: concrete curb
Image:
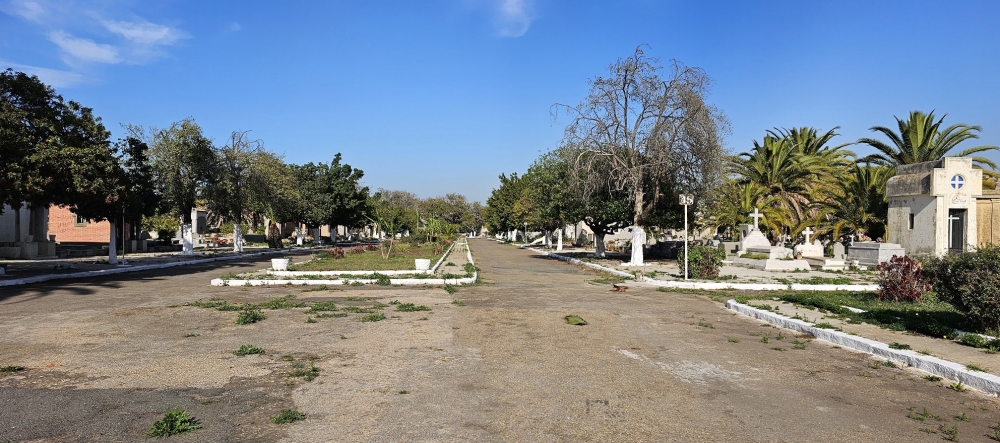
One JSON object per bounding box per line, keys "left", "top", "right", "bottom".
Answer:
{"left": 0, "top": 249, "right": 291, "bottom": 287}
{"left": 211, "top": 241, "right": 478, "bottom": 287}
{"left": 526, "top": 248, "right": 636, "bottom": 280}
{"left": 529, "top": 248, "right": 877, "bottom": 292}
{"left": 726, "top": 299, "right": 1000, "bottom": 396}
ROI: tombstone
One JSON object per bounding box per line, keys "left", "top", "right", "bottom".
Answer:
{"left": 793, "top": 227, "right": 823, "bottom": 258}
{"left": 847, "top": 242, "right": 906, "bottom": 268}
{"left": 887, "top": 157, "right": 981, "bottom": 256}
{"left": 832, "top": 242, "right": 846, "bottom": 259}
{"left": 739, "top": 228, "right": 771, "bottom": 253}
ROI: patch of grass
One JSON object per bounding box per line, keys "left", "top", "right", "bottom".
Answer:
{"left": 182, "top": 332, "right": 200, "bottom": 338}
{"left": 463, "top": 262, "right": 478, "bottom": 277}
{"left": 307, "top": 301, "right": 337, "bottom": 312}
{"left": 445, "top": 262, "right": 456, "bottom": 266}
{"left": 888, "top": 342, "right": 911, "bottom": 350}
{"left": 396, "top": 303, "right": 431, "bottom": 312}
{"left": 271, "top": 409, "right": 306, "bottom": 424}
{"left": 316, "top": 312, "right": 348, "bottom": 318}
{"left": 697, "top": 320, "right": 714, "bottom": 329}
{"left": 348, "top": 280, "right": 364, "bottom": 286}
{"left": 451, "top": 300, "right": 466, "bottom": 306}
{"left": 281, "top": 355, "right": 294, "bottom": 361}
{"left": 443, "top": 284, "right": 457, "bottom": 294}
{"left": 305, "top": 317, "right": 317, "bottom": 323}
{"left": 791, "top": 339, "right": 807, "bottom": 350}
{"left": 939, "top": 423, "right": 958, "bottom": 441}
{"left": 346, "top": 296, "right": 374, "bottom": 301}
{"left": 993, "top": 420, "right": 1000, "bottom": 441}
{"left": 760, "top": 334, "right": 770, "bottom": 344}
{"left": 398, "top": 390, "right": 410, "bottom": 394}
{"left": 360, "top": 313, "right": 385, "bottom": 322}
{"left": 190, "top": 297, "right": 247, "bottom": 311}
{"left": 728, "top": 337, "right": 741, "bottom": 343}
{"left": 235, "top": 308, "right": 266, "bottom": 325}
{"left": 565, "top": 315, "right": 588, "bottom": 326}
{"left": 918, "top": 349, "right": 933, "bottom": 356}
{"left": 259, "top": 294, "right": 306, "bottom": 309}
{"left": 771, "top": 347, "right": 786, "bottom": 351}
{"left": 1, "top": 365, "right": 26, "bottom": 372}
{"left": 289, "top": 242, "right": 444, "bottom": 271}
{"left": 955, "top": 412, "right": 970, "bottom": 422}
{"left": 966, "top": 363, "right": 987, "bottom": 372}
{"left": 370, "top": 272, "right": 391, "bottom": 286}
{"left": 301, "top": 284, "right": 331, "bottom": 292}
{"left": 289, "top": 363, "right": 320, "bottom": 381}
{"left": 148, "top": 408, "right": 201, "bottom": 437}
{"left": 908, "top": 407, "right": 933, "bottom": 421}
{"left": 813, "top": 322, "right": 838, "bottom": 329}
{"left": 775, "top": 331, "right": 786, "bottom": 340}
{"left": 344, "top": 306, "right": 374, "bottom": 313}
{"left": 924, "top": 375, "right": 942, "bottom": 382}
{"left": 949, "top": 381, "right": 967, "bottom": 392}
{"left": 233, "top": 344, "right": 265, "bottom": 356}
{"left": 590, "top": 275, "right": 627, "bottom": 285}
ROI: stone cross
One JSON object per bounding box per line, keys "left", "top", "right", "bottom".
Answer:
{"left": 802, "top": 227, "right": 814, "bottom": 244}
{"left": 749, "top": 207, "right": 763, "bottom": 231}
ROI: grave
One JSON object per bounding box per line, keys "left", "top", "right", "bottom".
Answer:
{"left": 731, "top": 208, "right": 811, "bottom": 271}
{"left": 737, "top": 208, "right": 771, "bottom": 255}
{"left": 888, "top": 157, "right": 980, "bottom": 256}
{"left": 847, "top": 242, "right": 906, "bottom": 268}
{"left": 793, "top": 227, "right": 823, "bottom": 258}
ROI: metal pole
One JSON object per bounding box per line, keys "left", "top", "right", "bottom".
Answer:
{"left": 684, "top": 202, "right": 689, "bottom": 281}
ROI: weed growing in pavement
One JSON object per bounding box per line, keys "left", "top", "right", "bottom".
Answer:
{"left": 344, "top": 306, "right": 374, "bottom": 313}
{"left": 234, "top": 344, "right": 265, "bottom": 356}
{"left": 939, "top": 424, "right": 958, "bottom": 441}
{"left": 271, "top": 410, "right": 306, "bottom": 424}
{"left": 966, "top": 363, "right": 987, "bottom": 372}
{"left": 445, "top": 262, "right": 456, "bottom": 266}
{"left": 316, "top": 313, "right": 348, "bottom": 318}
{"left": 182, "top": 333, "right": 200, "bottom": 337}
{"left": 775, "top": 331, "right": 786, "bottom": 340}
{"left": 340, "top": 334, "right": 347, "bottom": 339}
{"left": 813, "top": 322, "right": 838, "bottom": 330}
{"left": 148, "top": 408, "right": 200, "bottom": 437}
{"left": 590, "top": 275, "right": 627, "bottom": 285}
{"left": 955, "top": 412, "right": 970, "bottom": 422}
{"left": 306, "top": 317, "right": 317, "bottom": 323}
{"left": 760, "top": 334, "right": 770, "bottom": 344}
{"left": 289, "top": 362, "right": 320, "bottom": 381}
{"left": 259, "top": 294, "right": 306, "bottom": 309}
{"left": 302, "top": 284, "right": 332, "bottom": 292}
{"left": 451, "top": 300, "right": 466, "bottom": 306}
{"left": 888, "top": 342, "right": 911, "bottom": 350}
{"left": 307, "top": 301, "right": 337, "bottom": 313}
{"left": 1, "top": 365, "right": 25, "bottom": 372}
{"left": 771, "top": 347, "right": 786, "bottom": 351}
{"left": 444, "top": 284, "right": 458, "bottom": 294}
{"left": 993, "top": 420, "right": 1000, "bottom": 441}
{"left": 907, "top": 407, "right": 942, "bottom": 421}
{"left": 728, "top": 337, "right": 741, "bottom": 343}
{"left": 235, "top": 308, "right": 266, "bottom": 325}
{"left": 346, "top": 296, "right": 375, "bottom": 301}
{"left": 792, "top": 339, "right": 807, "bottom": 350}
{"left": 360, "top": 313, "right": 385, "bottom": 322}
{"left": 371, "top": 272, "right": 391, "bottom": 286}
{"left": 396, "top": 303, "right": 431, "bottom": 312}
{"left": 924, "top": 375, "right": 942, "bottom": 382}
{"left": 949, "top": 381, "right": 967, "bottom": 392}
{"left": 918, "top": 349, "right": 933, "bottom": 356}
{"left": 697, "top": 320, "right": 714, "bottom": 329}
{"left": 398, "top": 390, "right": 410, "bottom": 394}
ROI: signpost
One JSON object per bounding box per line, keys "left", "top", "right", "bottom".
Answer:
{"left": 679, "top": 194, "right": 695, "bottom": 280}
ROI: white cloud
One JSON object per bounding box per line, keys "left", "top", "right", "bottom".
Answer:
{"left": 5, "top": 0, "right": 46, "bottom": 22}
{"left": 495, "top": 0, "right": 533, "bottom": 37}
{"left": 229, "top": 21, "right": 241, "bottom": 32}
{"left": 102, "top": 19, "right": 187, "bottom": 46}
{"left": 48, "top": 31, "right": 121, "bottom": 64}
{"left": 1, "top": 62, "right": 87, "bottom": 87}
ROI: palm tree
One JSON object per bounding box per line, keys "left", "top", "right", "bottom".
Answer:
{"left": 857, "top": 110, "right": 998, "bottom": 170}
{"left": 812, "top": 163, "right": 891, "bottom": 240}
{"left": 729, "top": 135, "right": 815, "bottom": 231}
{"left": 707, "top": 180, "right": 790, "bottom": 239}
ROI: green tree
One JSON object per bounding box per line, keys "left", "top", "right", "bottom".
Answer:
{"left": 858, "top": 110, "right": 998, "bottom": 171}
{"left": 289, "top": 154, "right": 368, "bottom": 243}
{"left": 705, "top": 180, "right": 790, "bottom": 240}
{"left": 484, "top": 173, "right": 527, "bottom": 240}
{"left": 730, "top": 135, "right": 815, "bottom": 235}
{"left": 812, "top": 163, "right": 891, "bottom": 240}
{"left": 366, "top": 190, "right": 418, "bottom": 259}
{"left": 147, "top": 118, "right": 215, "bottom": 255}
{"left": 554, "top": 47, "right": 728, "bottom": 265}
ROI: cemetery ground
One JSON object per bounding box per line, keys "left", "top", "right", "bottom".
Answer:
{"left": 1, "top": 240, "right": 999, "bottom": 442}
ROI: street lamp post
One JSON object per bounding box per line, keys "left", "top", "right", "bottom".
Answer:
{"left": 523, "top": 221, "right": 528, "bottom": 244}
{"left": 679, "top": 194, "right": 695, "bottom": 280}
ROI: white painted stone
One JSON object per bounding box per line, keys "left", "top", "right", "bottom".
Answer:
{"left": 794, "top": 243, "right": 824, "bottom": 258}
{"left": 415, "top": 259, "right": 431, "bottom": 270}
{"left": 271, "top": 258, "right": 290, "bottom": 271}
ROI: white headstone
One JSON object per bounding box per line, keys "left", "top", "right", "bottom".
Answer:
{"left": 749, "top": 207, "right": 763, "bottom": 231}
{"left": 833, "top": 242, "right": 846, "bottom": 259}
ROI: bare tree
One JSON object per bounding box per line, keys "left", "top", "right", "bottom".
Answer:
{"left": 553, "top": 46, "right": 728, "bottom": 265}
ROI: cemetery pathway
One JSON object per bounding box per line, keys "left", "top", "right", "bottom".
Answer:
{"left": 0, "top": 240, "right": 998, "bottom": 442}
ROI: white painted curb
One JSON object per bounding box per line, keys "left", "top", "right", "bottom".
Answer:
{"left": 211, "top": 241, "right": 477, "bottom": 287}
{"left": 726, "top": 299, "right": 1000, "bottom": 396}
{"left": 0, "top": 249, "right": 292, "bottom": 287}
{"left": 526, "top": 248, "right": 636, "bottom": 280}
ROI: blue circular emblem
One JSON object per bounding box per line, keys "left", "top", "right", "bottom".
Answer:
{"left": 951, "top": 175, "right": 965, "bottom": 189}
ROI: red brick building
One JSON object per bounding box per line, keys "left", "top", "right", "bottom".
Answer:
{"left": 48, "top": 205, "right": 109, "bottom": 244}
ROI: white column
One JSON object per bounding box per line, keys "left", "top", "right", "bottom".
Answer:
{"left": 629, "top": 226, "right": 645, "bottom": 266}
{"left": 556, "top": 228, "right": 563, "bottom": 251}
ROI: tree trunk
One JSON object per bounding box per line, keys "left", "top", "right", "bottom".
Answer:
{"left": 544, "top": 230, "right": 551, "bottom": 248}
{"left": 594, "top": 232, "right": 606, "bottom": 258}
{"left": 181, "top": 223, "right": 194, "bottom": 255}
{"left": 13, "top": 205, "right": 22, "bottom": 243}
{"left": 108, "top": 221, "right": 118, "bottom": 265}
{"left": 557, "top": 228, "right": 563, "bottom": 251}
{"left": 295, "top": 225, "right": 304, "bottom": 246}
{"left": 233, "top": 223, "right": 244, "bottom": 253}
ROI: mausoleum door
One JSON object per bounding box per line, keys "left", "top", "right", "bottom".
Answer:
{"left": 948, "top": 209, "right": 966, "bottom": 252}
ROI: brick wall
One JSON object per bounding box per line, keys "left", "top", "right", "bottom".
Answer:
{"left": 48, "top": 205, "right": 110, "bottom": 243}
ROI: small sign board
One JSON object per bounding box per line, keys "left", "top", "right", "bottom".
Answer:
{"left": 678, "top": 194, "right": 694, "bottom": 205}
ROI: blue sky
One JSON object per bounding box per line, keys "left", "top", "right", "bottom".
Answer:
{"left": 3, "top": 1, "right": 999, "bottom": 203}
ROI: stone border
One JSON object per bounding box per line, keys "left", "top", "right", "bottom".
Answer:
{"left": 0, "top": 249, "right": 292, "bottom": 287}
{"left": 528, "top": 248, "right": 877, "bottom": 292}
{"left": 264, "top": 241, "right": 457, "bottom": 277}
{"left": 210, "top": 241, "right": 476, "bottom": 287}
{"left": 726, "top": 299, "right": 1000, "bottom": 396}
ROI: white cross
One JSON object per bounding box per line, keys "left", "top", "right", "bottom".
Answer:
{"left": 802, "top": 227, "right": 814, "bottom": 244}
{"left": 948, "top": 212, "right": 961, "bottom": 249}
{"left": 951, "top": 175, "right": 965, "bottom": 189}
{"left": 749, "top": 207, "right": 763, "bottom": 231}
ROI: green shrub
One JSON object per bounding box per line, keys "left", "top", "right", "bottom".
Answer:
{"left": 234, "top": 344, "right": 265, "bottom": 356}
{"left": 875, "top": 255, "right": 931, "bottom": 302}
{"left": 371, "top": 272, "right": 391, "bottom": 286}
{"left": 148, "top": 408, "right": 200, "bottom": 437}
{"left": 235, "top": 308, "right": 266, "bottom": 325}
{"left": 682, "top": 245, "right": 725, "bottom": 279}
{"left": 271, "top": 409, "right": 306, "bottom": 424}
{"left": 925, "top": 245, "right": 1000, "bottom": 332}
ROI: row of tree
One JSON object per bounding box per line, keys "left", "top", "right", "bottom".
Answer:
{"left": 484, "top": 47, "right": 998, "bottom": 262}
{"left": 2, "top": 69, "right": 483, "bottom": 262}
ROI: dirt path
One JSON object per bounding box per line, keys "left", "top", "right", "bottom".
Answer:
{"left": 1, "top": 240, "right": 998, "bottom": 442}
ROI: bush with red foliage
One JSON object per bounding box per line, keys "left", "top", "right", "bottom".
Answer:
{"left": 875, "top": 255, "right": 931, "bottom": 302}
{"left": 327, "top": 247, "right": 345, "bottom": 260}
